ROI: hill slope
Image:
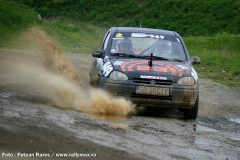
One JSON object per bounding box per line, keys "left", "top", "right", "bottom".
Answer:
{"left": 18, "top": 0, "right": 240, "bottom": 36}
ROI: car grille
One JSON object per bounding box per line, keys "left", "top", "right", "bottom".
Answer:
{"left": 133, "top": 78, "right": 173, "bottom": 85}
{"left": 131, "top": 93, "right": 172, "bottom": 100}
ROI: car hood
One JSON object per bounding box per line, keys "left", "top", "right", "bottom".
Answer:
{"left": 110, "top": 58, "right": 192, "bottom": 82}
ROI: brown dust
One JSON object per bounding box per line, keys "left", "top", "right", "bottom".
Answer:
{"left": 0, "top": 27, "right": 135, "bottom": 116}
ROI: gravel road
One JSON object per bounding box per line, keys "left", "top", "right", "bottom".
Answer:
{"left": 0, "top": 50, "right": 239, "bottom": 160}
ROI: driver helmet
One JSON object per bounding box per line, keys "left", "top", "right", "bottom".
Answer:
{"left": 155, "top": 40, "right": 172, "bottom": 55}
{"left": 116, "top": 38, "right": 133, "bottom": 53}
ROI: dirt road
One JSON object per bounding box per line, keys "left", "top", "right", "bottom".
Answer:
{"left": 0, "top": 50, "right": 240, "bottom": 160}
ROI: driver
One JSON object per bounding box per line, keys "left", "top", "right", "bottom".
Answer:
{"left": 116, "top": 38, "right": 133, "bottom": 53}
{"left": 153, "top": 40, "right": 172, "bottom": 56}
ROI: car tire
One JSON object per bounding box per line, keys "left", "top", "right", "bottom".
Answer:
{"left": 89, "top": 80, "right": 99, "bottom": 87}
{"left": 184, "top": 95, "right": 199, "bottom": 119}
{"left": 89, "top": 72, "right": 100, "bottom": 87}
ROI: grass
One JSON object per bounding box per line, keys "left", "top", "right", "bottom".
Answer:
{"left": 0, "top": 0, "right": 38, "bottom": 46}
{"left": 41, "top": 19, "right": 106, "bottom": 54}
{"left": 184, "top": 34, "right": 240, "bottom": 87}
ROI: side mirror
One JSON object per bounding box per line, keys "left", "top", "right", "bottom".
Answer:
{"left": 92, "top": 48, "right": 104, "bottom": 58}
{"left": 191, "top": 56, "right": 201, "bottom": 65}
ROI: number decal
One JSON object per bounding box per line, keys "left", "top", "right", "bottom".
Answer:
{"left": 102, "top": 61, "right": 113, "bottom": 77}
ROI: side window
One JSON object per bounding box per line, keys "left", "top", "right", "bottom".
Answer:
{"left": 102, "top": 31, "right": 111, "bottom": 50}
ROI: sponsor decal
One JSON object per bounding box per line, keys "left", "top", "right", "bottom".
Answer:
{"left": 115, "top": 33, "right": 123, "bottom": 38}
{"left": 120, "top": 60, "right": 183, "bottom": 77}
{"left": 112, "top": 37, "right": 124, "bottom": 40}
{"left": 191, "top": 67, "right": 198, "bottom": 82}
{"left": 159, "top": 35, "right": 165, "bottom": 39}
{"left": 176, "top": 65, "right": 189, "bottom": 70}
{"left": 131, "top": 33, "right": 148, "bottom": 38}
{"left": 103, "top": 56, "right": 110, "bottom": 63}
{"left": 131, "top": 33, "right": 164, "bottom": 39}
{"left": 140, "top": 75, "right": 167, "bottom": 80}
{"left": 114, "top": 61, "right": 124, "bottom": 66}
{"left": 102, "top": 61, "right": 113, "bottom": 77}
{"left": 176, "top": 37, "right": 181, "bottom": 43}
{"left": 96, "top": 58, "right": 103, "bottom": 70}
{"left": 147, "top": 34, "right": 164, "bottom": 39}
{"left": 133, "top": 47, "right": 143, "bottom": 52}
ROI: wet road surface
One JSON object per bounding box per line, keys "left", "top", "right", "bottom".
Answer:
{"left": 0, "top": 51, "right": 240, "bottom": 160}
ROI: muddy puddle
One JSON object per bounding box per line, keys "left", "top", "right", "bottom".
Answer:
{"left": 89, "top": 113, "right": 128, "bottom": 121}
{"left": 229, "top": 117, "right": 240, "bottom": 125}
{"left": 194, "top": 124, "right": 218, "bottom": 133}
{"left": 88, "top": 113, "right": 131, "bottom": 129}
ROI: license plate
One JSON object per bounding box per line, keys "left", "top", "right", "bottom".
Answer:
{"left": 136, "top": 86, "right": 169, "bottom": 96}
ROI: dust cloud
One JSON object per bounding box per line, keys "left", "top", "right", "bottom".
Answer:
{"left": 0, "top": 27, "right": 135, "bottom": 116}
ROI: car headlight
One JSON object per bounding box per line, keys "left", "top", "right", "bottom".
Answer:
{"left": 109, "top": 71, "right": 128, "bottom": 81}
{"left": 177, "top": 77, "right": 195, "bottom": 86}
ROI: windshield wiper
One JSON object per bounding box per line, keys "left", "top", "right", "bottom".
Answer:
{"left": 142, "top": 55, "right": 169, "bottom": 60}
{"left": 111, "top": 53, "right": 147, "bottom": 59}
{"left": 142, "top": 55, "right": 183, "bottom": 62}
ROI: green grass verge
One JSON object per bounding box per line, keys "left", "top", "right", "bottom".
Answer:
{"left": 41, "top": 19, "right": 106, "bottom": 54}
{"left": 184, "top": 34, "right": 240, "bottom": 87}
{"left": 0, "top": 0, "right": 38, "bottom": 47}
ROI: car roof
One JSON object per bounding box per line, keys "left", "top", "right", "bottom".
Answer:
{"left": 110, "top": 27, "right": 176, "bottom": 36}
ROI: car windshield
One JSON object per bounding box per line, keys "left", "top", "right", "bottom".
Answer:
{"left": 110, "top": 32, "right": 187, "bottom": 61}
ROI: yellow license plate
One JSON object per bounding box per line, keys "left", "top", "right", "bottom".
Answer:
{"left": 136, "top": 86, "right": 169, "bottom": 96}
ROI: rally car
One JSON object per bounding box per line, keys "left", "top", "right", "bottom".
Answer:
{"left": 89, "top": 27, "right": 200, "bottom": 119}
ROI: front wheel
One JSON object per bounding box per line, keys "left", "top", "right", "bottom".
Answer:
{"left": 183, "top": 95, "right": 199, "bottom": 119}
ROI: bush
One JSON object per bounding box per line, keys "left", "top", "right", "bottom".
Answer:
{"left": 17, "top": 0, "right": 240, "bottom": 36}
{"left": 0, "top": 0, "right": 38, "bottom": 46}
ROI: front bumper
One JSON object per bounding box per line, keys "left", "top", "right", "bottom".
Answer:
{"left": 99, "top": 78, "right": 199, "bottom": 108}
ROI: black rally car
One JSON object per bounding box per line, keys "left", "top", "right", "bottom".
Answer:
{"left": 89, "top": 27, "right": 200, "bottom": 119}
